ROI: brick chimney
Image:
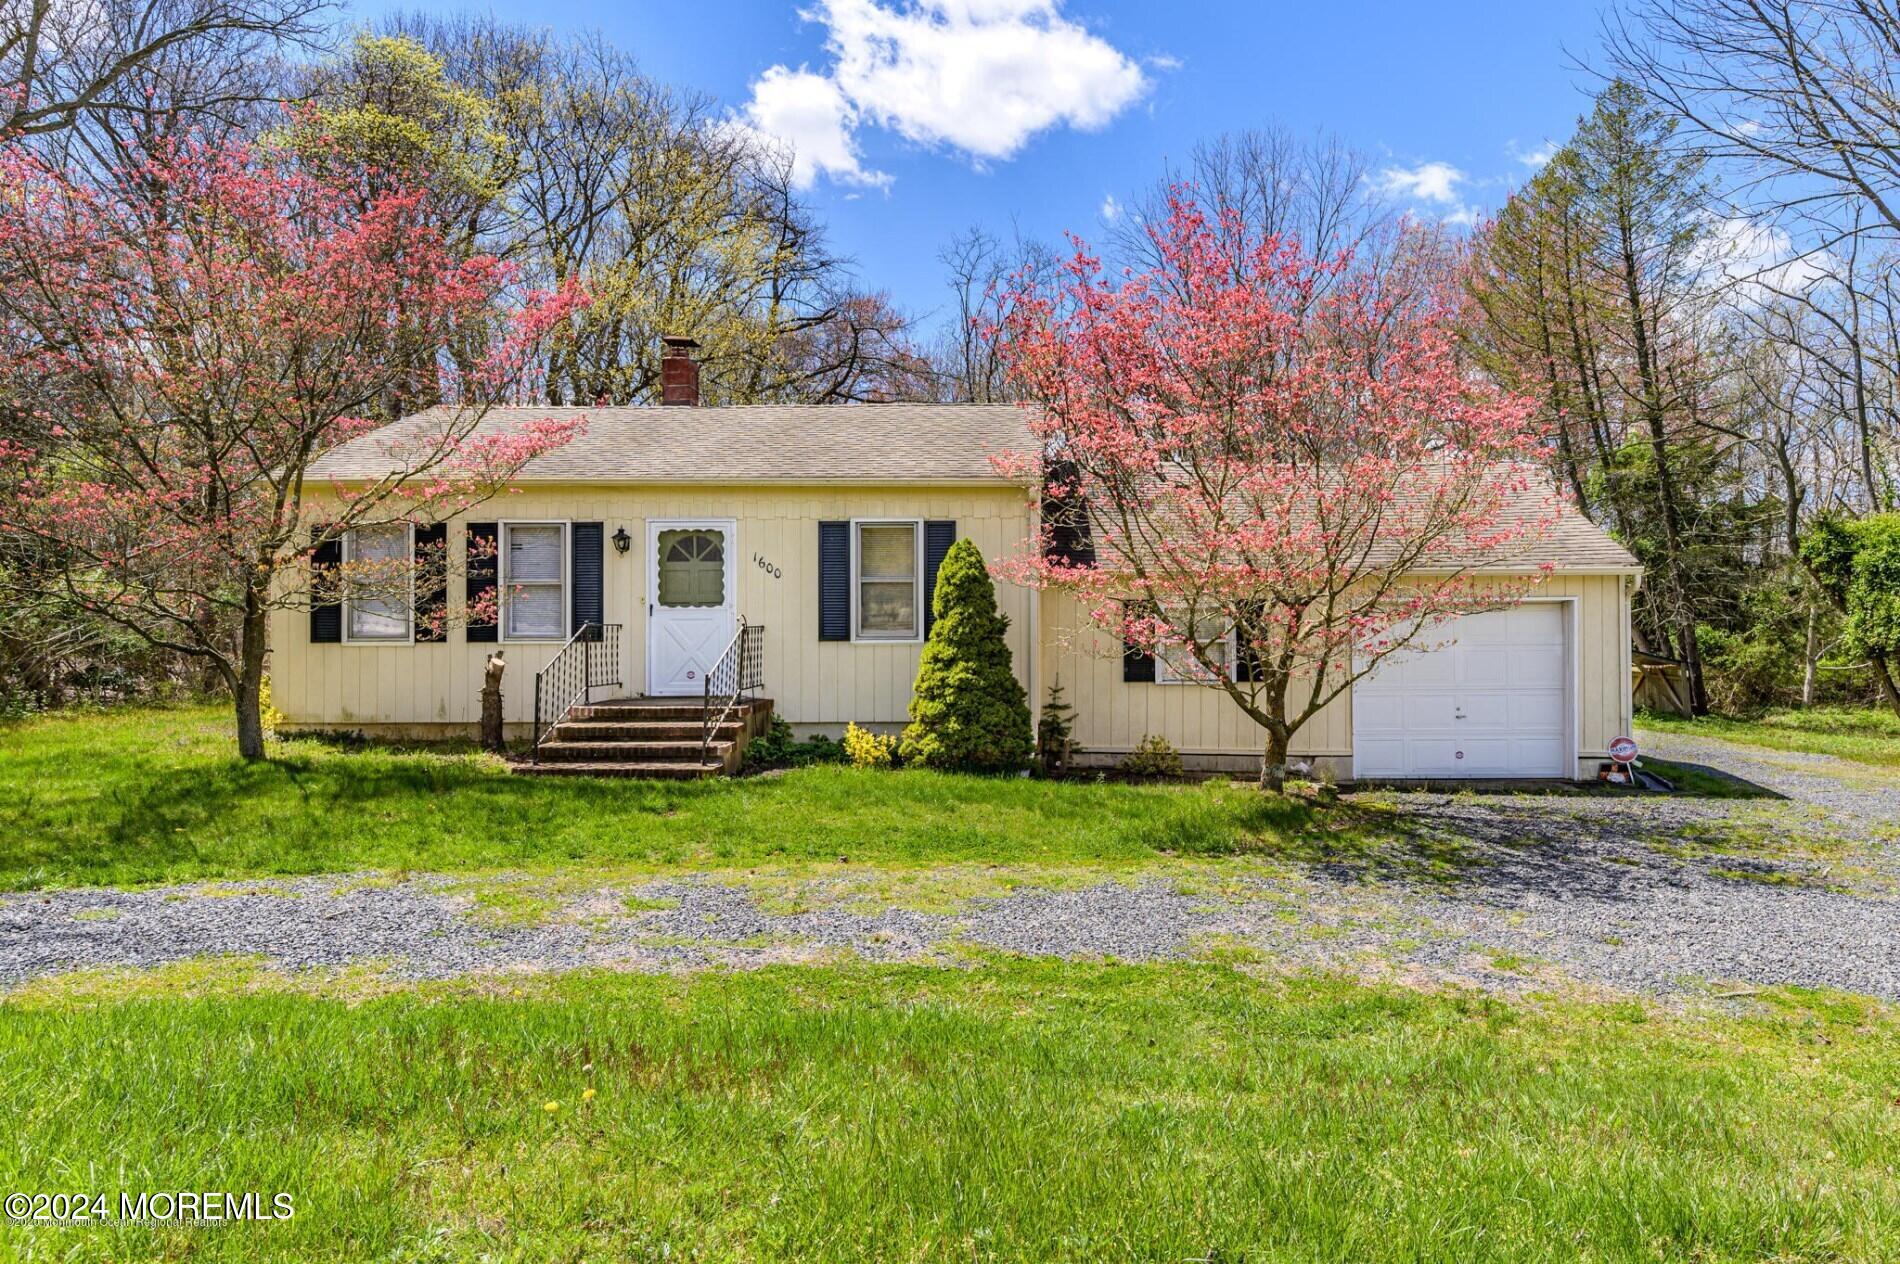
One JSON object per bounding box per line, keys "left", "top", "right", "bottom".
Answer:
{"left": 660, "top": 335, "right": 701, "bottom": 406}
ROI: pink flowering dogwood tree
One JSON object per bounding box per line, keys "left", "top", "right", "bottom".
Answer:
{"left": 0, "top": 137, "right": 585, "bottom": 758}
{"left": 994, "top": 195, "right": 1555, "bottom": 790}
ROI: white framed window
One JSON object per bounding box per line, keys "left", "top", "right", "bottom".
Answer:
{"left": 851, "top": 519, "right": 923, "bottom": 642}
{"left": 502, "top": 521, "right": 567, "bottom": 641}
{"left": 342, "top": 522, "right": 414, "bottom": 644}
{"left": 1156, "top": 622, "right": 1236, "bottom": 684}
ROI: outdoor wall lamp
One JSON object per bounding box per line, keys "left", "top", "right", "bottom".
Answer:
{"left": 611, "top": 526, "right": 632, "bottom": 555}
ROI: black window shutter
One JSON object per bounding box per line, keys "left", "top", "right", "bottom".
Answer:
{"left": 465, "top": 522, "right": 498, "bottom": 643}
{"left": 1122, "top": 600, "right": 1156, "bottom": 683}
{"left": 1041, "top": 459, "right": 1096, "bottom": 567}
{"left": 818, "top": 521, "right": 849, "bottom": 641}
{"left": 922, "top": 520, "right": 956, "bottom": 636}
{"left": 1234, "top": 600, "right": 1263, "bottom": 682}
{"left": 413, "top": 522, "right": 448, "bottom": 643}
{"left": 309, "top": 528, "right": 342, "bottom": 644}
{"left": 570, "top": 521, "right": 604, "bottom": 640}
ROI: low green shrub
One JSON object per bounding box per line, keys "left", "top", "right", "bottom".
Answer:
{"left": 1694, "top": 582, "right": 1862, "bottom": 712}
{"left": 1035, "top": 680, "right": 1080, "bottom": 777}
{"left": 1802, "top": 512, "right": 1900, "bottom": 703}
{"left": 743, "top": 715, "right": 847, "bottom": 771}
{"left": 1118, "top": 734, "right": 1184, "bottom": 781}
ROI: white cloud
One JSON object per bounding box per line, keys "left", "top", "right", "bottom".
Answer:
{"left": 740, "top": 0, "right": 1152, "bottom": 188}
{"left": 1100, "top": 192, "right": 1121, "bottom": 221}
{"left": 740, "top": 65, "right": 889, "bottom": 189}
{"left": 1695, "top": 214, "right": 1833, "bottom": 300}
{"left": 1375, "top": 160, "right": 1483, "bottom": 227}
{"left": 1376, "top": 160, "right": 1465, "bottom": 204}
{"left": 1513, "top": 140, "right": 1558, "bottom": 169}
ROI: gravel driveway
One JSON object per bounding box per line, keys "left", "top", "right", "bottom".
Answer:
{"left": 1637, "top": 727, "right": 1900, "bottom": 832}
{"left": 4, "top": 729, "right": 1896, "bottom": 1001}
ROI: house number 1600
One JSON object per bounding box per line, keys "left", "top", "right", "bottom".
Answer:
{"left": 753, "top": 553, "right": 782, "bottom": 579}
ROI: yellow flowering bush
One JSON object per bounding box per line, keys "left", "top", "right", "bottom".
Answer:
{"left": 842, "top": 722, "right": 899, "bottom": 770}
{"left": 258, "top": 676, "right": 287, "bottom": 739}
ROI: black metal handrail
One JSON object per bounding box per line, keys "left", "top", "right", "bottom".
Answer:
{"left": 702, "top": 619, "right": 765, "bottom": 759}
{"left": 531, "top": 622, "right": 622, "bottom": 762}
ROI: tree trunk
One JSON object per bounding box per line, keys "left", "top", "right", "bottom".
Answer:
{"left": 1529, "top": 262, "right": 1591, "bottom": 514}
{"left": 480, "top": 652, "right": 506, "bottom": 753}
{"left": 1844, "top": 230, "right": 1887, "bottom": 512}
{"left": 1871, "top": 651, "right": 1900, "bottom": 721}
{"left": 1614, "top": 224, "right": 1707, "bottom": 714}
{"left": 232, "top": 594, "right": 271, "bottom": 761}
{"left": 1801, "top": 601, "right": 1819, "bottom": 708}
{"left": 1258, "top": 727, "right": 1290, "bottom": 793}
{"left": 1675, "top": 601, "right": 1708, "bottom": 716}
{"left": 233, "top": 672, "right": 265, "bottom": 758}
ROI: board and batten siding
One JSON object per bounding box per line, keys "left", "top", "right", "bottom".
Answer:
{"left": 270, "top": 483, "right": 1038, "bottom": 735}
{"left": 1039, "top": 572, "right": 1634, "bottom": 778}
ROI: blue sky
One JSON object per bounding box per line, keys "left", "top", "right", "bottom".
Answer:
{"left": 344, "top": 0, "right": 1609, "bottom": 332}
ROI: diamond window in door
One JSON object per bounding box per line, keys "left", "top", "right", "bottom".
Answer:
{"left": 657, "top": 529, "right": 725, "bottom": 608}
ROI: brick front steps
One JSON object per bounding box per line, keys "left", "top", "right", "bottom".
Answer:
{"left": 514, "top": 697, "right": 774, "bottom": 779}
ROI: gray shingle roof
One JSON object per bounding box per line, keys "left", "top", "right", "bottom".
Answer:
{"left": 1373, "top": 466, "right": 1640, "bottom": 571}
{"left": 1066, "top": 464, "right": 1640, "bottom": 573}
{"left": 305, "top": 403, "right": 1038, "bottom": 484}
{"left": 307, "top": 403, "right": 1637, "bottom": 572}
{"left": 1506, "top": 479, "right": 1642, "bottom": 570}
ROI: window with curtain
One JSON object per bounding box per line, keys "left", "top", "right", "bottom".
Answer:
{"left": 503, "top": 522, "right": 565, "bottom": 640}
{"left": 854, "top": 521, "right": 919, "bottom": 640}
{"left": 344, "top": 523, "right": 412, "bottom": 642}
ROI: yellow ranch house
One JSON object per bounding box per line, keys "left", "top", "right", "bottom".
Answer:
{"left": 276, "top": 342, "right": 1642, "bottom": 782}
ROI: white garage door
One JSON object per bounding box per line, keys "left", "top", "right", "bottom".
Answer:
{"left": 1352, "top": 604, "right": 1569, "bottom": 778}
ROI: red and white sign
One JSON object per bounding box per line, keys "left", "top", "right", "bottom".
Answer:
{"left": 1608, "top": 735, "right": 1639, "bottom": 764}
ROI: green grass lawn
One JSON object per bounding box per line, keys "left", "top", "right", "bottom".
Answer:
{"left": 2, "top": 959, "right": 1894, "bottom": 1262}
{"left": 0, "top": 705, "right": 1334, "bottom": 890}
{"left": 6, "top": 708, "right": 1897, "bottom": 1259}
{"left": 1636, "top": 755, "right": 1781, "bottom": 798}
{"left": 1639, "top": 706, "right": 1900, "bottom": 768}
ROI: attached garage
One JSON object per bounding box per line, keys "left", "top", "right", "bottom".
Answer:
{"left": 1351, "top": 602, "right": 1572, "bottom": 779}
{"left": 1041, "top": 469, "right": 1641, "bottom": 781}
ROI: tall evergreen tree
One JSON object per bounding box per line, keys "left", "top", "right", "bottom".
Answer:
{"left": 1572, "top": 81, "right": 1718, "bottom": 712}
{"left": 1471, "top": 81, "right": 1728, "bottom": 712}
{"left": 900, "top": 540, "right": 1033, "bottom": 773}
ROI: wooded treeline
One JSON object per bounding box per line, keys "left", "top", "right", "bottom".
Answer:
{"left": 1467, "top": 1, "right": 1900, "bottom": 716}
{"left": 1, "top": 4, "right": 938, "bottom": 706}
{"left": 3, "top": 0, "right": 1897, "bottom": 717}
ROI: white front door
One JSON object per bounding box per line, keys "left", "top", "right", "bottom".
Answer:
{"left": 1352, "top": 603, "right": 1570, "bottom": 778}
{"left": 646, "top": 519, "right": 736, "bottom": 696}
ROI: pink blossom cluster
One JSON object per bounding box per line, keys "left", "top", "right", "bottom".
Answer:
{"left": 0, "top": 131, "right": 584, "bottom": 647}
{"left": 990, "top": 191, "right": 1558, "bottom": 725}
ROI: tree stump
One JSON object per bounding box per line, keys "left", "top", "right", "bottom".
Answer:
{"left": 480, "top": 652, "right": 506, "bottom": 752}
